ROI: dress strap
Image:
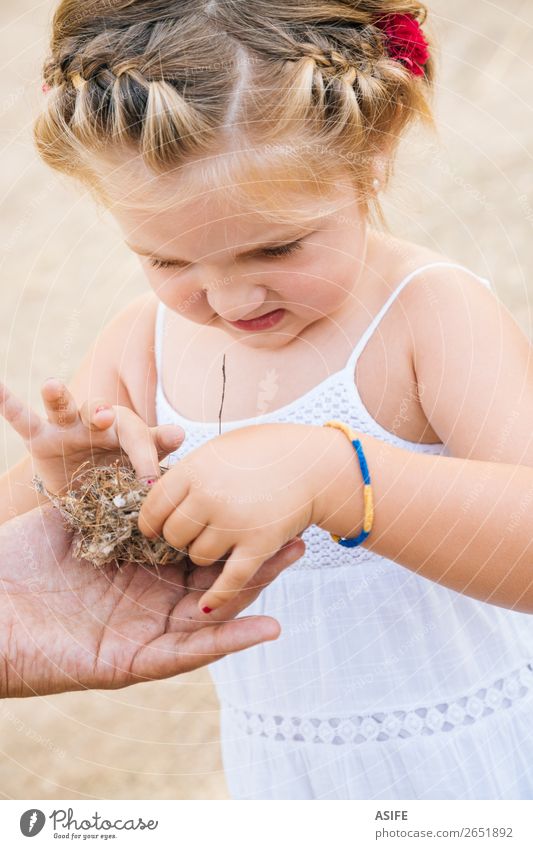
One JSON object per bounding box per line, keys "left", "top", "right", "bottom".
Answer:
{"left": 345, "top": 261, "right": 492, "bottom": 373}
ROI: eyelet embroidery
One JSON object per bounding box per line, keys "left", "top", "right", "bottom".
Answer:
{"left": 223, "top": 662, "right": 533, "bottom": 746}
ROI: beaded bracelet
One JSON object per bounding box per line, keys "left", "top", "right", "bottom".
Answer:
{"left": 323, "top": 420, "right": 374, "bottom": 547}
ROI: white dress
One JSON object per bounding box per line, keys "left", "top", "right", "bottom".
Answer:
{"left": 154, "top": 261, "right": 533, "bottom": 800}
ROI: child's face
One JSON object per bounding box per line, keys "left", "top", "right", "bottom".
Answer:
{"left": 113, "top": 172, "right": 369, "bottom": 349}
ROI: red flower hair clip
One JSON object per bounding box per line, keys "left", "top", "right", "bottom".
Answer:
{"left": 374, "top": 13, "right": 430, "bottom": 77}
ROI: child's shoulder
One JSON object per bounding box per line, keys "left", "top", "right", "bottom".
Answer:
{"left": 77, "top": 291, "right": 161, "bottom": 426}
{"left": 373, "top": 231, "right": 491, "bottom": 300}
{"left": 370, "top": 231, "right": 495, "bottom": 345}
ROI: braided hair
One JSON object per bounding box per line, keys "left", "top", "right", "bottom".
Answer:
{"left": 35, "top": 0, "right": 435, "bottom": 218}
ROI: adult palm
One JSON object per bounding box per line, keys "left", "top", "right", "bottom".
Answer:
{"left": 0, "top": 505, "right": 305, "bottom": 697}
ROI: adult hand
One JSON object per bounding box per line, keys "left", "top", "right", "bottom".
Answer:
{"left": 0, "top": 504, "right": 305, "bottom": 697}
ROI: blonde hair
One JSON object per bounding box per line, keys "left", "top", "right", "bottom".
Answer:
{"left": 34, "top": 0, "right": 436, "bottom": 223}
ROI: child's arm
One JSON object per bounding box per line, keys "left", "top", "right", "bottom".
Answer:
{"left": 138, "top": 271, "right": 533, "bottom": 614}
{"left": 0, "top": 454, "right": 51, "bottom": 523}
{"left": 0, "top": 293, "right": 183, "bottom": 524}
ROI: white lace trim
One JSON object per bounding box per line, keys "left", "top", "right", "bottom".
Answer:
{"left": 223, "top": 662, "right": 533, "bottom": 745}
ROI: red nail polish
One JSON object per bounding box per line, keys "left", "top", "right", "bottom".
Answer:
{"left": 146, "top": 479, "right": 156, "bottom": 487}
{"left": 202, "top": 606, "right": 213, "bottom": 614}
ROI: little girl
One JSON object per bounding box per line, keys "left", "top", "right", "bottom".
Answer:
{"left": 2, "top": 0, "right": 533, "bottom": 800}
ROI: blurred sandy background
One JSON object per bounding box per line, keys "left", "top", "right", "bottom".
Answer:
{"left": 0, "top": 0, "right": 531, "bottom": 799}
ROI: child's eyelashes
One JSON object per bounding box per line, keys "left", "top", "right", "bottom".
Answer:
{"left": 260, "top": 239, "right": 305, "bottom": 258}
{"left": 147, "top": 238, "right": 305, "bottom": 271}
{"left": 148, "top": 258, "right": 188, "bottom": 271}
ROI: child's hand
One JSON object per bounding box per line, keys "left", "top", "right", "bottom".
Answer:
{"left": 0, "top": 378, "right": 185, "bottom": 494}
{"left": 138, "top": 423, "right": 334, "bottom": 613}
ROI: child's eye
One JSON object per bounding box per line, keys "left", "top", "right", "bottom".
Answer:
{"left": 261, "top": 239, "right": 305, "bottom": 258}
{"left": 148, "top": 238, "right": 306, "bottom": 270}
{"left": 148, "top": 258, "right": 186, "bottom": 271}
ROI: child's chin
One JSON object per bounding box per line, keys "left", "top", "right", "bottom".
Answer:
{"left": 237, "top": 332, "right": 295, "bottom": 349}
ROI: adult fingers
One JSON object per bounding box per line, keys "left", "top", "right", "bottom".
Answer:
{"left": 41, "top": 378, "right": 79, "bottom": 427}
{"left": 0, "top": 381, "right": 43, "bottom": 441}
{"left": 128, "top": 616, "right": 281, "bottom": 680}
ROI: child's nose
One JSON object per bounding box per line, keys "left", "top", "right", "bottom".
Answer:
{"left": 205, "top": 278, "right": 268, "bottom": 321}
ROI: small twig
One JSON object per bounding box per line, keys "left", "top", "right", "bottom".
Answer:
{"left": 218, "top": 353, "right": 227, "bottom": 436}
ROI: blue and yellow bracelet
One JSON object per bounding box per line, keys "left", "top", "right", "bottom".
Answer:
{"left": 323, "top": 420, "right": 374, "bottom": 547}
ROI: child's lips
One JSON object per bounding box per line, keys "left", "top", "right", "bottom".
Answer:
{"left": 227, "top": 308, "right": 286, "bottom": 331}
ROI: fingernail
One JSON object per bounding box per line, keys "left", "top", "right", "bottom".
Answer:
{"left": 146, "top": 479, "right": 156, "bottom": 487}
{"left": 202, "top": 606, "right": 213, "bottom": 614}
{"left": 167, "top": 430, "right": 183, "bottom": 446}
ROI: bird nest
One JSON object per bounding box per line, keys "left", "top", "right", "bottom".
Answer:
{"left": 32, "top": 460, "right": 187, "bottom": 569}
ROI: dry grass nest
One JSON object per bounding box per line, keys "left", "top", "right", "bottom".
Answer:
{"left": 33, "top": 460, "right": 188, "bottom": 569}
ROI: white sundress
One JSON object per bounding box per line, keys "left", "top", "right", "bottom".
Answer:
{"left": 154, "top": 261, "right": 533, "bottom": 800}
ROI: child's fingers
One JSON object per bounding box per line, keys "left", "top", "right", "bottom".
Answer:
{"left": 41, "top": 378, "right": 79, "bottom": 427}
{"left": 189, "top": 537, "right": 306, "bottom": 609}
{"left": 157, "top": 496, "right": 209, "bottom": 550}
{"left": 113, "top": 409, "right": 182, "bottom": 483}
{"left": 138, "top": 470, "right": 191, "bottom": 539}
{"left": 150, "top": 424, "right": 185, "bottom": 461}
{"left": 79, "top": 398, "right": 116, "bottom": 432}
{"left": 197, "top": 543, "right": 275, "bottom": 613}
{"left": 0, "top": 381, "right": 43, "bottom": 441}
{"left": 187, "top": 527, "right": 233, "bottom": 567}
